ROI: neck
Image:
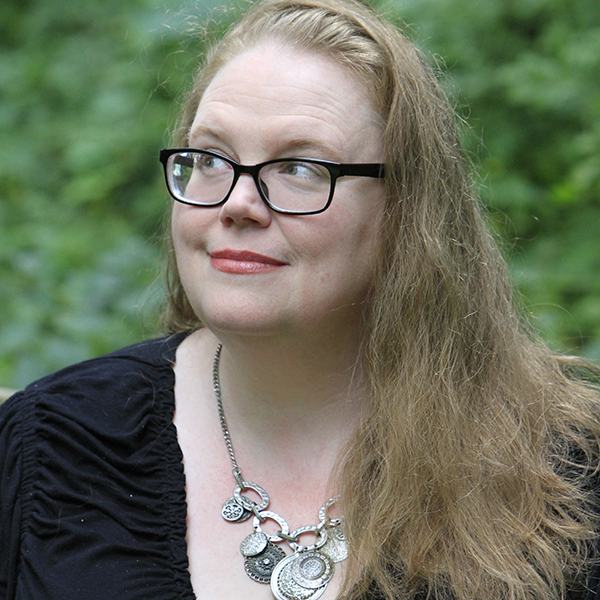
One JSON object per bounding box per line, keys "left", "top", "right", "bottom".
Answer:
{"left": 222, "top": 332, "right": 364, "bottom": 406}
{"left": 204, "top": 326, "right": 367, "bottom": 490}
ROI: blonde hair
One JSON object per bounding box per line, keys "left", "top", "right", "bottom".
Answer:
{"left": 163, "top": 1, "right": 600, "bottom": 598}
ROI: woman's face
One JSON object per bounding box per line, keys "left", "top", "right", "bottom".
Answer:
{"left": 172, "top": 41, "right": 385, "bottom": 340}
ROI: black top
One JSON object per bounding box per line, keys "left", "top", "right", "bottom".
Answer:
{"left": 1, "top": 335, "right": 599, "bottom": 600}
{"left": 0, "top": 334, "right": 195, "bottom": 600}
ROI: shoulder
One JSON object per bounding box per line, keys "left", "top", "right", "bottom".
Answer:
{"left": 0, "top": 333, "right": 189, "bottom": 446}
{"left": 0, "top": 332, "right": 191, "bottom": 520}
{"left": 26, "top": 333, "right": 186, "bottom": 395}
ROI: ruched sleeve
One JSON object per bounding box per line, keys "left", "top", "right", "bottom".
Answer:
{"left": 0, "top": 335, "right": 195, "bottom": 600}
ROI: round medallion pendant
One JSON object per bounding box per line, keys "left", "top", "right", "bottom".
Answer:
{"left": 221, "top": 497, "right": 251, "bottom": 522}
{"left": 271, "top": 554, "right": 328, "bottom": 600}
{"left": 278, "top": 561, "right": 316, "bottom": 599}
{"left": 290, "top": 550, "right": 334, "bottom": 589}
{"left": 240, "top": 531, "right": 269, "bottom": 557}
{"left": 244, "top": 542, "right": 286, "bottom": 583}
{"left": 321, "top": 524, "right": 348, "bottom": 563}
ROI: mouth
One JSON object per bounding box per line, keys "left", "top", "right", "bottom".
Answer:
{"left": 209, "top": 249, "right": 286, "bottom": 264}
{"left": 208, "top": 249, "right": 287, "bottom": 274}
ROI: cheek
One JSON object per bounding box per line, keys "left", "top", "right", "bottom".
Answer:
{"left": 296, "top": 202, "right": 382, "bottom": 298}
{"left": 170, "top": 205, "right": 214, "bottom": 298}
{"left": 328, "top": 194, "right": 383, "bottom": 265}
{"left": 171, "top": 203, "right": 189, "bottom": 249}
{"left": 337, "top": 201, "right": 384, "bottom": 294}
{"left": 345, "top": 221, "right": 381, "bottom": 293}
{"left": 171, "top": 203, "right": 212, "bottom": 253}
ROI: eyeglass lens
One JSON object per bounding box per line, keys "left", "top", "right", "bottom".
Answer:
{"left": 168, "top": 151, "right": 332, "bottom": 214}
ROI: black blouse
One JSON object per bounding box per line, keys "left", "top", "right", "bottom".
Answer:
{"left": 1, "top": 334, "right": 599, "bottom": 600}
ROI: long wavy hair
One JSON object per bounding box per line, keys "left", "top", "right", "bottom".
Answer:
{"left": 163, "top": 1, "right": 600, "bottom": 598}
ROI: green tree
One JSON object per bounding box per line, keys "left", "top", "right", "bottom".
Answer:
{"left": 393, "top": 0, "right": 600, "bottom": 359}
{"left": 1, "top": 0, "right": 598, "bottom": 390}
{"left": 0, "top": 0, "right": 202, "bottom": 387}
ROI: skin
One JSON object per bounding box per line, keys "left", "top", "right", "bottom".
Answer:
{"left": 172, "top": 40, "right": 385, "bottom": 599}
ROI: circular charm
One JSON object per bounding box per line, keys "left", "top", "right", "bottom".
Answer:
{"left": 321, "top": 524, "right": 348, "bottom": 563}
{"left": 277, "top": 559, "right": 316, "bottom": 600}
{"left": 221, "top": 497, "right": 251, "bottom": 522}
{"left": 244, "top": 542, "right": 286, "bottom": 583}
{"left": 240, "top": 531, "right": 269, "bottom": 557}
{"left": 291, "top": 550, "right": 334, "bottom": 589}
{"left": 234, "top": 481, "right": 270, "bottom": 512}
{"left": 271, "top": 554, "right": 327, "bottom": 600}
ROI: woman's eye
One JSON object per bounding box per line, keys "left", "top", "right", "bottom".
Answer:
{"left": 193, "top": 152, "right": 232, "bottom": 172}
{"left": 282, "top": 161, "right": 327, "bottom": 179}
{"left": 195, "top": 154, "right": 219, "bottom": 169}
{"left": 284, "top": 163, "right": 308, "bottom": 176}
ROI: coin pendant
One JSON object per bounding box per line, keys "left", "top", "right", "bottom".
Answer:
{"left": 277, "top": 559, "right": 316, "bottom": 599}
{"left": 291, "top": 550, "right": 334, "bottom": 589}
{"left": 221, "top": 497, "right": 251, "bottom": 522}
{"left": 244, "top": 541, "right": 286, "bottom": 583}
{"left": 321, "top": 524, "right": 348, "bottom": 563}
{"left": 271, "top": 554, "right": 327, "bottom": 600}
{"left": 240, "top": 531, "right": 269, "bottom": 557}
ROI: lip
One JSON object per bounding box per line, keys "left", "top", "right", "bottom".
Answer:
{"left": 209, "top": 249, "right": 288, "bottom": 274}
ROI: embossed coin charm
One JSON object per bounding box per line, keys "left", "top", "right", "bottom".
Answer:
{"left": 244, "top": 541, "right": 286, "bottom": 583}
{"left": 276, "top": 559, "right": 315, "bottom": 600}
{"left": 321, "top": 524, "right": 348, "bottom": 563}
{"left": 291, "top": 550, "right": 334, "bottom": 589}
{"left": 221, "top": 497, "right": 251, "bottom": 522}
{"left": 240, "top": 531, "right": 269, "bottom": 557}
{"left": 271, "top": 553, "right": 329, "bottom": 600}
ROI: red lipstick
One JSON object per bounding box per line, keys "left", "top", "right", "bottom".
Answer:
{"left": 209, "top": 249, "right": 287, "bottom": 274}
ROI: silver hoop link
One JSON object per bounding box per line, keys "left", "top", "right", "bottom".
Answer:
{"left": 253, "top": 510, "right": 290, "bottom": 543}
{"left": 318, "top": 496, "right": 341, "bottom": 528}
{"left": 233, "top": 481, "right": 270, "bottom": 512}
{"left": 289, "top": 525, "right": 328, "bottom": 552}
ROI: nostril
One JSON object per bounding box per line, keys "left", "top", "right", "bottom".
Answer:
{"left": 218, "top": 175, "right": 272, "bottom": 227}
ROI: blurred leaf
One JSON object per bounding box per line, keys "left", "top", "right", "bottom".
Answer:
{"left": 1, "top": 0, "right": 599, "bottom": 389}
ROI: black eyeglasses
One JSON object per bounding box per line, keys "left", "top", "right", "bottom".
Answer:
{"left": 160, "top": 148, "right": 385, "bottom": 215}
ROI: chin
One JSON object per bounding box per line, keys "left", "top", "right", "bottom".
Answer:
{"left": 194, "top": 305, "right": 289, "bottom": 338}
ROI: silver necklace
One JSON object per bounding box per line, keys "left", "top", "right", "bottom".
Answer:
{"left": 213, "top": 343, "right": 348, "bottom": 600}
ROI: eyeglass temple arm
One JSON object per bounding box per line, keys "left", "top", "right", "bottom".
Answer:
{"left": 338, "top": 163, "right": 385, "bottom": 178}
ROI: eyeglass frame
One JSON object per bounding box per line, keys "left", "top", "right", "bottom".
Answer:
{"left": 159, "top": 147, "right": 385, "bottom": 215}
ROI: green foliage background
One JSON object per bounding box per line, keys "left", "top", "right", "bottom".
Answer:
{"left": 1, "top": 0, "right": 599, "bottom": 390}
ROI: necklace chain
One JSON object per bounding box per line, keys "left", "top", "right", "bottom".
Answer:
{"left": 212, "top": 343, "right": 348, "bottom": 599}
{"left": 213, "top": 343, "right": 241, "bottom": 474}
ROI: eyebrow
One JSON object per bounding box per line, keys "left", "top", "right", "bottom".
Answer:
{"left": 188, "top": 124, "right": 345, "bottom": 162}
{"left": 187, "top": 124, "right": 222, "bottom": 145}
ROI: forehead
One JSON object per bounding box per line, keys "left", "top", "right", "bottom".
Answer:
{"left": 189, "top": 42, "right": 383, "bottom": 161}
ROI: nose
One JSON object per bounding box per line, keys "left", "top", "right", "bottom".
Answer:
{"left": 218, "top": 172, "right": 272, "bottom": 228}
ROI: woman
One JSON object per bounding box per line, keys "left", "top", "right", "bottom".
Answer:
{"left": 1, "top": 0, "right": 600, "bottom": 599}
